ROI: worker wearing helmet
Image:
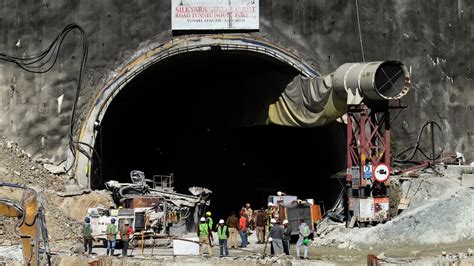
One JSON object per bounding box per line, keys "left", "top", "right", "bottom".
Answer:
{"left": 106, "top": 218, "right": 118, "bottom": 256}
{"left": 205, "top": 211, "right": 213, "bottom": 230}
{"left": 267, "top": 218, "right": 276, "bottom": 255}
{"left": 82, "top": 217, "right": 93, "bottom": 255}
{"left": 198, "top": 217, "right": 213, "bottom": 256}
{"left": 282, "top": 220, "right": 291, "bottom": 255}
{"left": 296, "top": 219, "right": 311, "bottom": 259}
{"left": 120, "top": 220, "right": 134, "bottom": 257}
{"left": 216, "top": 219, "right": 229, "bottom": 257}
{"left": 269, "top": 218, "right": 284, "bottom": 255}
{"left": 205, "top": 211, "right": 215, "bottom": 244}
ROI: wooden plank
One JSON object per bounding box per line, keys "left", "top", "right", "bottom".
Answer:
{"left": 398, "top": 198, "right": 411, "bottom": 210}
{"left": 348, "top": 215, "right": 357, "bottom": 228}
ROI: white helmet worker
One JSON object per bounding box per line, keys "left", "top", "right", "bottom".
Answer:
{"left": 270, "top": 218, "right": 276, "bottom": 224}
{"left": 283, "top": 220, "right": 289, "bottom": 225}
{"left": 200, "top": 217, "right": 206, "bottom": 222}
{"left": 219, "top": 219, "right": 225, "bottom": 224}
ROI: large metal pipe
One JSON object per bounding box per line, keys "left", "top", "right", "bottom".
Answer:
{"left": 267, "top": 60, "right": 411, "bottom": 127}
{"left": 332, "top": 61, "right": 411, "bottom": 103}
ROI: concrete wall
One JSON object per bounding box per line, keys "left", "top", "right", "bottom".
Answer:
{"left": 0, "top": 0, "right": 472, "bottom": 163}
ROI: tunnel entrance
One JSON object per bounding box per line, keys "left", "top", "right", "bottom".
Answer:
{"left": 91, "top": 50, "right": 346, "bottom": 220}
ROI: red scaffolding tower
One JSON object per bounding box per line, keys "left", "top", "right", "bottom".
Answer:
{"left": 345, "top": 102, "right": 393, "bottom": 226}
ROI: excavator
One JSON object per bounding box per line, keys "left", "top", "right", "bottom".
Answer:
{"left": 0, "top": 182, "right": 51, "bottom": 266}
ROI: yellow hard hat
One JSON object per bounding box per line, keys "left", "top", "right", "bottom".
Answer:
{"left": 206, "top": 211, "right": 211, "bottom": 217}
{"left": 118, "top": 206, "right": 123, "bottom": 209}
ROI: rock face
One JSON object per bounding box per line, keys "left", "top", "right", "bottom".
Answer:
{"left": 0, "top": 0, "right": 472, "bottom": 163}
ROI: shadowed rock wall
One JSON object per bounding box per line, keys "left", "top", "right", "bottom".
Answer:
{"left": 0, "top": 0, "right": 472, "bottom": 162}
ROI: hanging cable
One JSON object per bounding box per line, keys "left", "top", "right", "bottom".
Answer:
{"left": 393, "top": 120, "right": 444, "bottom": 163}
{"left": 0, "top": 24, "right": 98, "bottom": 172}
{"left": 354, "top": 0, "right": 365, "bottom": 62}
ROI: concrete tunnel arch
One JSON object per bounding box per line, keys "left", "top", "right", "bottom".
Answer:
{"left": 71, "top": 34, "right": 322, "bottom": 189}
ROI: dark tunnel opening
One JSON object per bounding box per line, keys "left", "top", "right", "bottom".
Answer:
{"left": 92, "top": 50, "right": 347, "bottom": 220}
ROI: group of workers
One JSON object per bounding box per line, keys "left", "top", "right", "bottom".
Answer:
{"left": 82, "top": 201, "right": 311, "bottom": 259}
{"left": 82, "top": 216, "right": 134, "bottom": 257}
{"left": 198, "top": 202, "right": 312, "bottom": 259}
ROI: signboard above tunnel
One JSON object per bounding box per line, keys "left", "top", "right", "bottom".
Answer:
{"left": 171, "top": 0, "right": 259, "bottom": 30}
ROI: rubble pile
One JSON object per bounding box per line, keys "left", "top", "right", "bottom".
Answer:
{"left": 54, "top": 254, "right": 335, "bottom": 266}
{"left": 0, "top": 137, "right": 110, "bottom": 250}
{"left": 0, "top": 245, "right": 23, "bottom": 265}
{"left": 314, "top": 170, "right": 474, "bottom": 249}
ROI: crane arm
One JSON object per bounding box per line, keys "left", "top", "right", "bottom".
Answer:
{"left": 0, "top": 185, "right": 50, "bottom": 266}
{"left": 0, "top": 198, "right": 24, "bottom": 218}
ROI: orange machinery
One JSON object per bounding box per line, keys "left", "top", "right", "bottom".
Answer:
{"left": 0, "top": 182, "right": 51, "bottom": 265}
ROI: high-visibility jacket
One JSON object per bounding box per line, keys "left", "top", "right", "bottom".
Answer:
{"left": 106, "top": 224, "right": 117, "bottom": 240}
{"left": 199, "top": 223, "right": 209, "bottom": 236}
{"left": 206, "top": 217, "right": 213, "bottom": 230}
{"left": 82, "top": 223, "right": 92, "bottom": 239}
{"left": 217, "top": 225, "right": 228, "bottom": 240}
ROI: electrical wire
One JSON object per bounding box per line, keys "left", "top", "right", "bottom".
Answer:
{"left": 0, "top": 24, "right": 99, "bottom": 173}
{"left": 393, "top": 121, "right": 444, "bottom": 163}
{"left": 390, "top": 107, "right": 405, "bottom": 125}
{"left": 354, "top": 0, "right": 365, "bottom": 62}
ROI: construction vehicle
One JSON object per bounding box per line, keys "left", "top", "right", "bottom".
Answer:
{"left": 88, "top": 171, "right": 211, "bottom": 247}
{"left": 268, "top": 193, "right": 322, "bottom": 235}
{"left": 88, "top": 198, "right": 167, "bottom": 246}
{"left": 0, "top": 182, "right": 51, "bottom": 266}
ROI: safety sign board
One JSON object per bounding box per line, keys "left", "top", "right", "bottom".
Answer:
{"left": 374, "top": 163, "right": 390, "bottom": 182}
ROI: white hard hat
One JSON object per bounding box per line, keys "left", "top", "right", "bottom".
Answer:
{"left": 219, "top": 219, "right": 224, "bottom": 224}
{"left": 200, "top": 217, "right": 206, "bottom": 222}
{"left": 277, "top": 191, "right": 282, "bottom": 196}
{"left": 283, "top": 220, "right": 289, "bottom": 224}
{"left": 267, "top": 202, "right": 273, "bottom": 206}
{"left": 268, "top": 237, "right": 273, "bottom": 242}
{"left": 270, "top": 218, "right": 276, "bottom": 224}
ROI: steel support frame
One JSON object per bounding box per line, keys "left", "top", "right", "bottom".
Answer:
{"left": 345, "top": 103, "right": 391, "bottom": 224}
{"left": 346, "top": 104, "right": 391, "bottom": 184}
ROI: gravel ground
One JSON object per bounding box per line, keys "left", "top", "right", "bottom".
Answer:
{"left": 1, "top": 137, "right": 473, "bottom": 265}
{"left": 314, "top": 171, "right": 474, "bottom": 250}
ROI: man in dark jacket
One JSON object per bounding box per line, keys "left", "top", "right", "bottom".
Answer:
{"left": 255, "top": 209, "right": 266, "bottom": 243}
{"left": 269, "top": 219, "right": 284, "bottom": 255}
{"left": 82, "top": 217, "right": 93, "bottom": 255}
{"left": 226, "top": 212, "right": 239, "bottom": 248}
{"left": 282, "top": 220, "right": 291, "bottom": 255}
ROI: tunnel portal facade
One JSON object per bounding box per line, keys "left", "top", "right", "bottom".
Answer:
{"left": 71, "top": 35, "right": 346, "bottom": 217}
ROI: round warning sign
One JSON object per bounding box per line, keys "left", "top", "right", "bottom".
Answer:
{"left": 374, "top": 163, "right": 390, "bottom": 182}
